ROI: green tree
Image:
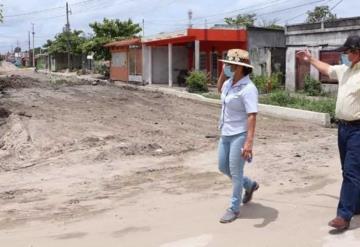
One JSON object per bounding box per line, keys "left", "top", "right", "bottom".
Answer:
{"left": 43, "top": 30, "right": 86, "bottom": 55}
{"left": 306, "top": 5, "right": 337, "bottom": 23}
{"left": 257, "top": 18, "right": 284, "bottom": 30}
{"left": 224, "top": 14, "right": 256, "bottom": 27}
{"left": 82, "top": 18, "right": 142, "bottom": 60}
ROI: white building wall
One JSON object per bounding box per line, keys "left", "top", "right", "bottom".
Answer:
{"left": 285, "top": 22, "right": 360, "bottom": 91}
{"left": 285, "top": 48, "right": 296, "bottom": 91}
{"left": 150, "top": 46, "right": 188, "bottom": 84}
{"left": 142, "top": 45, "right": 149, "bottom": 84}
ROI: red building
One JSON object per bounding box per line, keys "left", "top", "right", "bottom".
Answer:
{"left": 105, "top": 38, "right": 142, "bottom": 83}
{"left": 106, "top": 28, "right": 248, "bottom": 85}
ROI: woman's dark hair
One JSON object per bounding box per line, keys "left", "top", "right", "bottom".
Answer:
{"left": 243, "top": 66, "right": 253, "bottom": 76}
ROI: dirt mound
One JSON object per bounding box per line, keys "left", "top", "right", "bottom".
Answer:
{"left": 0, "top": 114, "right": 38, "bottom": 170}
{"left": 0, "top": 61, "right": 18, "bottom": 72}
{"left": 0, "top": 75, "right": 42, "bottom": 91}
{"left": 49, "top": 78, "right": 108, "bottom": 87}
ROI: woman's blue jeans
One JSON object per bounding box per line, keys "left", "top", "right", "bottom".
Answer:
{"left": 218, "top": 132, "right": 254, "bottom": 212}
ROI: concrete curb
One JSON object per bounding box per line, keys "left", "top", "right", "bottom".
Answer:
{"left": 258, "top": 104, "right": 331, "bottom": 127}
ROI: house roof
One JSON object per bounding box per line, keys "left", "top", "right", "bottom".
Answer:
{"left": 104, "top": 38, "right": 141, "bottom": 48}
{"left": 104, "top": 28, "right": 248, "bottom": 48}
{"left": 143, "top": 28, "right": 247, "bottom": 46}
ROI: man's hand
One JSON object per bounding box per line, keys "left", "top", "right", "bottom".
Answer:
{"left": 296, "top": 49, "right": 312, "bottom": 62}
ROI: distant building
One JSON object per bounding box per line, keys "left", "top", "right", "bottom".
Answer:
{"left": 285, "top": 16, "right": 360, "bottom": 92}
{"left": 105, "top": 38, "right": 142, "bottom": 83}
{"left": 106, "top": 27, "right": 286, "bottom": 86}
{"left": 35, "top": 53, "right": 83, "bottom": 72}
{"left": 247, "top": 26, "right": 286, "bottom": 80}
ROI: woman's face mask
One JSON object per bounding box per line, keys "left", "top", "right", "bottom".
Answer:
{"left": 224, "top": 65, "right": 234, "bottom": 78}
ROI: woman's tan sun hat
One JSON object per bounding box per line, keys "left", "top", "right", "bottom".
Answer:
{"left": 219, "top": 49, "right": 254, "bottom": 69}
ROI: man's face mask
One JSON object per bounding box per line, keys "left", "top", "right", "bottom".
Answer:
{"left": 224, "top": 65, "right": 234, "bottom": 78}
{"left": 341, "top": 54, "right": 351, "bottom": 66}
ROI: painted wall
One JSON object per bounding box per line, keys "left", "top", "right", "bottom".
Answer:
{"left": 110, "top": 48, "right": 128, "bottom": 81}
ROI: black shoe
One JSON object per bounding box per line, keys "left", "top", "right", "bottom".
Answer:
{"left": 243, "top": 181, "right": 259, "bottom": 204}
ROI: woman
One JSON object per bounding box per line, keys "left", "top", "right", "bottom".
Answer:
{"left": 217, "top": 49, "right": 259, "bottom": 223}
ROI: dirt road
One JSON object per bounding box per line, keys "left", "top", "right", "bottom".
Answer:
{"left": 0, "top": 69, "right": 358, "bottom": 247}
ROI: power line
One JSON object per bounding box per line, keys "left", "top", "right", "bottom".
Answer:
{"left": 145, "top": 0, "right": 322, "bottom": 26}
{"left": 282, "top": 0, "right": 335, "bottom": 23}
{"left": 146, "top": 0, "right": 285, "bottom": 23}
{"left": 330, "top": 0, "right": 343, "bottom": 10}
{"left": 70, "top": 0, "right": 136, "bottom": 17}
{"left": 4, "top": 6, "right": 64, "bottom": 18}
{"left": 200, "top": 0, "right": 329, "bottom": 26}
{"left": 257, "top": 0, "right": 328, "bottom": 17}
{"left": 3, "top": 0, "right": 102, "bottom": 18}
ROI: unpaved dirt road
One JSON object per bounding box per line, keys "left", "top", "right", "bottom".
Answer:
{"left": 0, "top": 69, "right": 359, "bottom": 247}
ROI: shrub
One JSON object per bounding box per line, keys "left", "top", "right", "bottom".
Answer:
{"left": 252, "top": 72, "right": 283, "bottom": 94}
{"left": 94, "top": 61, "right": 110, "bottom": 78}
{"left": 186, "top": 70, "right": 208, "bottom": 93}
{"left": 304, "top": 75, "right": 322, "bottom": 96}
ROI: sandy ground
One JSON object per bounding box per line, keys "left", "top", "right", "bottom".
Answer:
{"left": 0, "top": 67, "right": 359, "bottom": 247}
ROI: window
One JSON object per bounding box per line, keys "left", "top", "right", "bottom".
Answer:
{"left": 200, "top": 53, "right": 207, "bottom": 71}
{"left": 129, "top": 48, "right": 142, "bottom": 76}
{"left": 112, "top": 52, "right": 126, "bottom": 67}
{"left": 211, "top": 52, "right": 218, "bottom": 81}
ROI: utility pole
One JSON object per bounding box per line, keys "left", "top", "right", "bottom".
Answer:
{"left": 28, "top": 31, "right": 31, "bottom": 63}
{"left": 32, "top": 23, "right": 35, "bottom": 68}
{"left": 142, "top": 19, "right": 145, "bottom": 37}
{"left": 65, "top": 2, "right": 71, "bottom": 71}
{"left": 188, "top": 10, "right": 193, "bottom": 28}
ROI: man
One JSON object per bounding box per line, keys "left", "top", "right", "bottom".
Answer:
{"left": 297, "top": 35, "right": 360, "bottom": 231}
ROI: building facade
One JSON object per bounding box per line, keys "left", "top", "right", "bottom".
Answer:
{"left": 285, "top": 16, "right": 360, "bottom": 92}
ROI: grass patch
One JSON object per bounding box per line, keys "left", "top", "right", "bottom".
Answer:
{"left": 201, "top": 92, "right": 220, "bottom": 100}
{"left": 200, "top": 90, "right": 336, "bottom": 121}
{"left": 260, "top": 90, "right": 336, "bottom": 119}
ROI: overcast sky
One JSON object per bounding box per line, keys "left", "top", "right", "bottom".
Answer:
{"left": 0, "top": 0, "right": 358, "bottom": 53}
